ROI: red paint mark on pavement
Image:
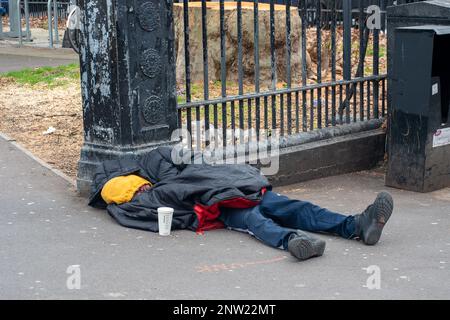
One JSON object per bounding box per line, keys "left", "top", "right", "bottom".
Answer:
{"left": 196, "top": 255, "right": 289, "bottom": 273}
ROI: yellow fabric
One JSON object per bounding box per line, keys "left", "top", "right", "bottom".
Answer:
{"left": 101, "top": 175, "right": 151, "bottom": 205}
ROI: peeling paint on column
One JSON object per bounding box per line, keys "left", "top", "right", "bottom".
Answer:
{"left": 85, "top": 1, "right": 111, "bottom": 101}
{"left": 93, "top": 125, "right": 114, "bottom": 145}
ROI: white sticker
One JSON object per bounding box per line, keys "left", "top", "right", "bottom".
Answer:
{"left": 432, "top": 83, "right": 439, "bottom": 96}
{"left": 433, "top": 127, "right": 450, "bottom": 148}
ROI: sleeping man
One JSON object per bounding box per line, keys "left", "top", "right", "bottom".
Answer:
{"left": 88, "top": 147, "right": 393, "bottom": 261}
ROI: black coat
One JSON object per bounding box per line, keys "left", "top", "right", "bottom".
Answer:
{"left": 89, "top": 147, "right": 271, "bottom": 232}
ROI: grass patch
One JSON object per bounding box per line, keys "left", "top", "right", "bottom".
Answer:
{"left": 367, "top": 45, "right": 386, "bottom": 58}
{"left": 0, "top": 63, "right": 80, "bottom": 87}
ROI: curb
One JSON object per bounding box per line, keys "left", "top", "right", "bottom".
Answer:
{"left": 0, "top": 131, "right": 77, "bottom": 187}
{"left": 0, "top": 46, "right": 79, "bottom": 61}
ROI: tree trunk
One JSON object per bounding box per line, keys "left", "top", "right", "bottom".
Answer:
{"left": 174, "top": 2, "right": 312, "bottom": 90}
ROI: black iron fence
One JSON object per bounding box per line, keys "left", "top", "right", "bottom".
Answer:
{"left": 175, "top": 0, "right": 423, "bottom": 151}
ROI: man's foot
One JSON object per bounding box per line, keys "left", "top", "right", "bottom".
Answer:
{"left": 355, "top": 192, "right": 394, "bottom": 245}
{"left": 287, "top": 232, "right": 326, "bottom": 261}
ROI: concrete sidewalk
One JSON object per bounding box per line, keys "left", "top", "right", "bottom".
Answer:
{"left": 0, "top": 135, "right": 449, "bottom": 300}
{"left": 0, "top": 47, "right": 78, "bottom": 73}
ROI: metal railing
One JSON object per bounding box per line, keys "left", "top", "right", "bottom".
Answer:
{"left": 17, "top": 0, "right": 30, "bottom": 45}
{"left": 47, "top": 0, "right": 59, "bottom": 47}
{"left": 0, "top": 0, "right": 62, "bottom": 47}
{"left": 27, "top": 0, "right": 69, "bottom": 19}
{"left": 175, "top": 0, "right": 423, "bottom": 151}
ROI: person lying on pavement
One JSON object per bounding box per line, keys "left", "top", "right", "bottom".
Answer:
{"left": 88, "top": 146, "right": 394, "bottom": 261}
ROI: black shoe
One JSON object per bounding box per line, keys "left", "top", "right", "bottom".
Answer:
{"left": 355, "top": 192, "right": 394, "bottom": 246}
{"left": 287, "top": 231, "right": 326, "bottom": 261}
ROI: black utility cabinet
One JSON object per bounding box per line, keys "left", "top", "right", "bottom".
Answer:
{"left": 386, "top": 0, "right": 450, "bottom": 192}
{"left": 386, "top": 25, "right": 450, "bottom": 192}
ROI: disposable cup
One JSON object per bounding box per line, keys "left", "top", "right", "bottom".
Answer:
{"left": 157, "top": 207, "right": 174, "bottom": 236}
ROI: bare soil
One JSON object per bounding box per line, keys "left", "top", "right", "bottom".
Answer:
{"left": 0, "top": 78, "right": 82, "bottom": 178}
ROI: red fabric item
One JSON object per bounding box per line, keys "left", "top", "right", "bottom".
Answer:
{"left": 194, "top": 188, "right": 267, "bottom": 233}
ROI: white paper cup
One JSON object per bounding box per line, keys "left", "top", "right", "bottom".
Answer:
{"left": 157, "top": 207, "right": 174, "bottom": 236}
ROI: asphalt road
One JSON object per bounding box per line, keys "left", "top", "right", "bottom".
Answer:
{"left": 0, "top": 135, "right": 449, "bottom": 299}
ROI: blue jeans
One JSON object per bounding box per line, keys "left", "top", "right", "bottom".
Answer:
{"left": 219, "top": 191, "right": 356, "bottom": 250}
